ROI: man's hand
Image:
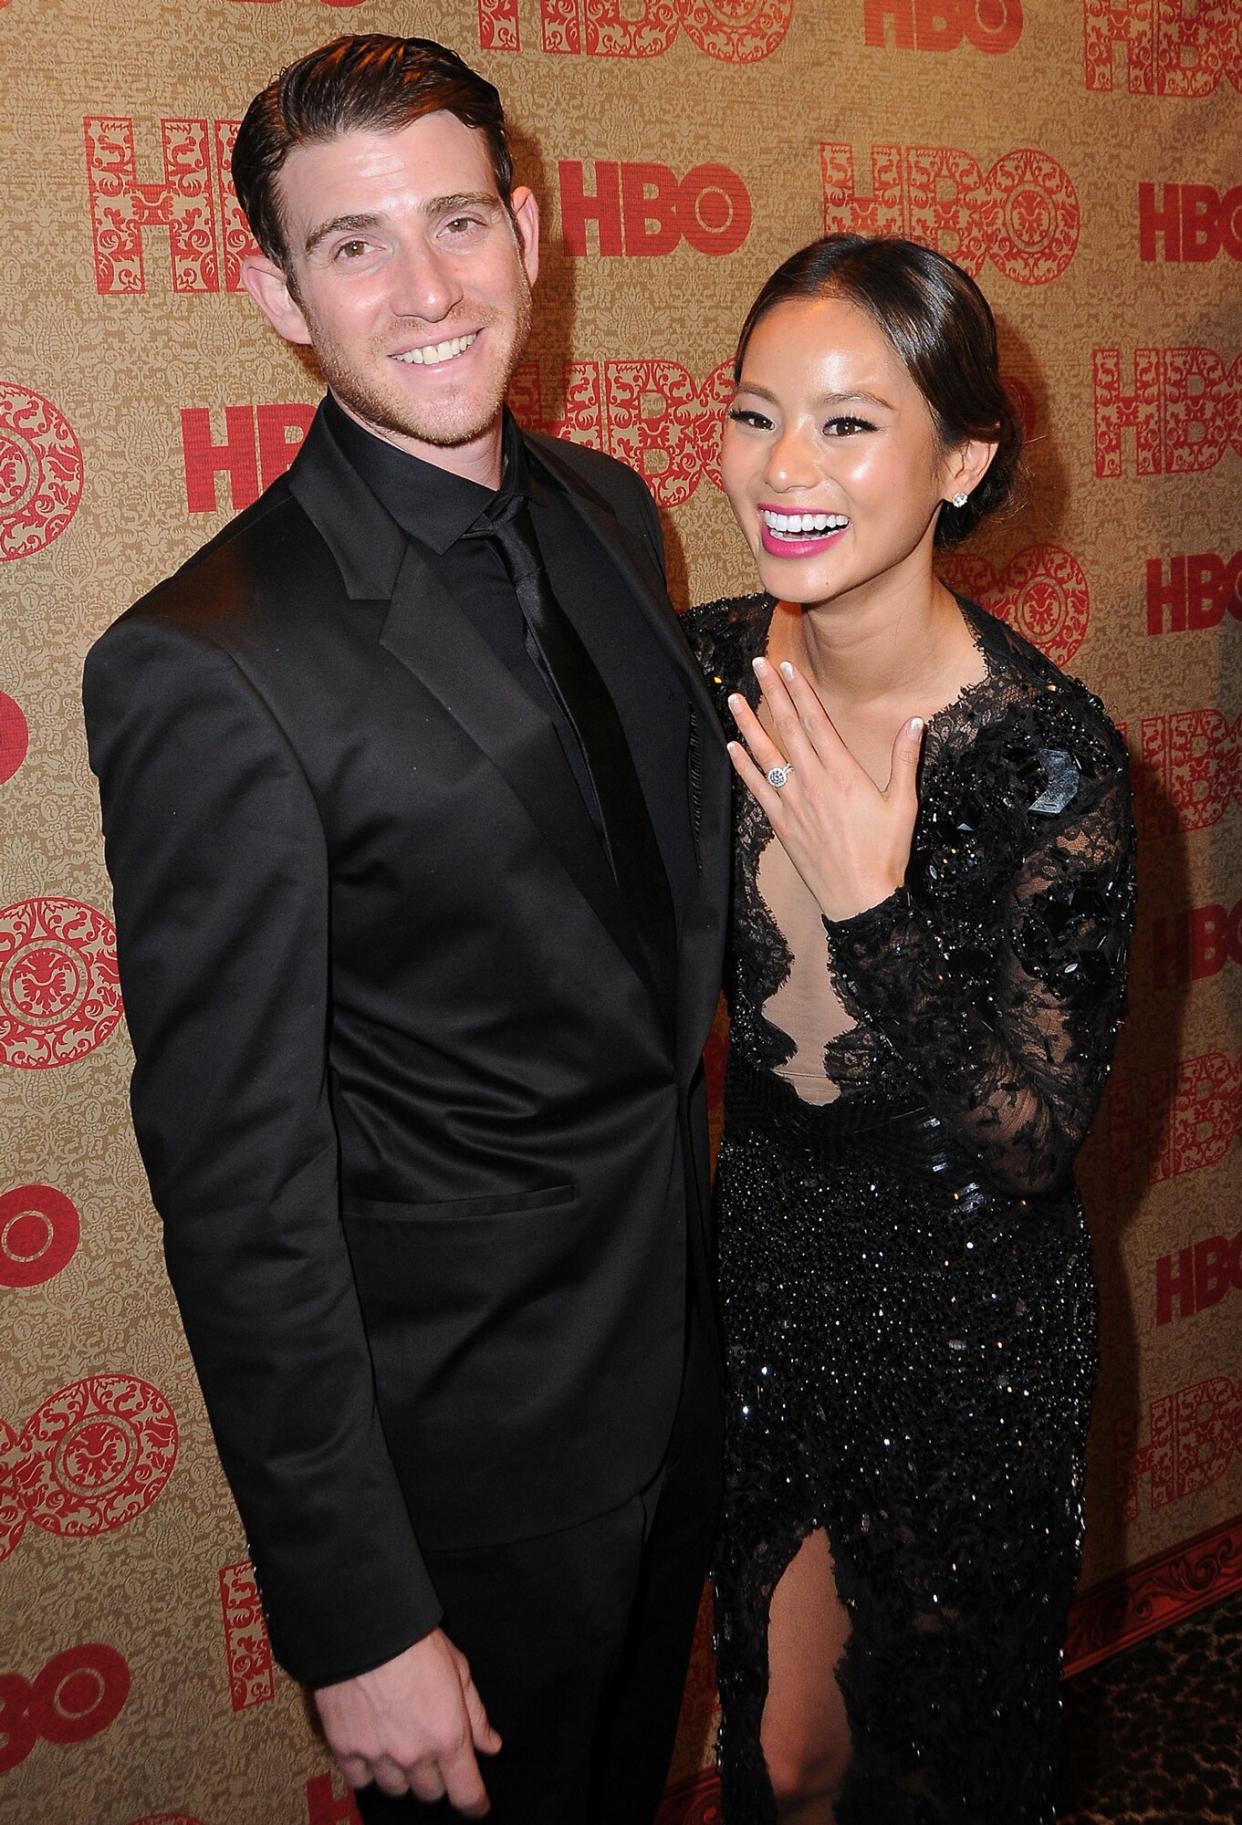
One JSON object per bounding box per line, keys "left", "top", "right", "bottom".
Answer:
{"left": 314, "top": 1630, "right": 501, "bottom": 1816}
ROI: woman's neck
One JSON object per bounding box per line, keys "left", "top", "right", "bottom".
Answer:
{"left": 771, "top": 573, "right": 971, "bottom": 719}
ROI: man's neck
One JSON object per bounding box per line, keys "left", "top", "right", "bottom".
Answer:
{"left": 332, "top": 393, "right": 505, "bottom": 490}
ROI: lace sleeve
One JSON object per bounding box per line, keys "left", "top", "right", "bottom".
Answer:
{"left": 822, "top": 759, "right": 1135, "bottom": 1198}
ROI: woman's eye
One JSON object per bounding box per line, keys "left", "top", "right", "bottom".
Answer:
{"left": 727, "top": 408, "right": 772, "bottom": 430}
{"left": 824, "top": 416, "right": 874, "bottom": 437}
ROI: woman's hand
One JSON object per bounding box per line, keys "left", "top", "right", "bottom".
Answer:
{"left": 728, "top": 656, "right": 924, "bottom": 923}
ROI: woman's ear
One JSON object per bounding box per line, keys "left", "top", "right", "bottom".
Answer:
{"left": 942, "top": 437, "right": 998, "bottom": 505}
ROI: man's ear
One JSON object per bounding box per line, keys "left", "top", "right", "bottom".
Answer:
{"left": 510, "top": 185, "right": 540, "bottom": 290}
{"left": 241, "top": 254, "right": 313, "bottom": 347}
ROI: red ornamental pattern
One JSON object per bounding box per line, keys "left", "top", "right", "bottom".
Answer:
{"left": 0, "top": 1417, "right": 29, "bottom": 1562}
{"left": 0, "top": 897, "right": 122, "bottom": 1070}
{"left": 478, "top": 0, "right": 792, "bottom": 60}
{"left": 1117, "top": 1376, "right": 1241, "bottom": 1522}
{"left": 13, "top": 1374, "right": 178, "bottom": 1539}
{"left": 820, "top": 143, "right": 1079, "bottom": 285}
{"left": 85, "top": 116, "right": 218, "bottom": 294}
{"left": 1001, "top": 373, "right": 1037, "bottom": 441}
{"left": 305, "top": 1771, "right": 364, "bottom": 1825}
{"left": 0, "top": 384, "right": 85, "bottom": 561}
{"left": 937, "top": 545, "right": 1090, "bottom": 667}
{"left": 1063, "top": 1515, "right": 1242, "bottom": 1675}
{"left": 0, "top": 689, "right": 29, "bottom": 783}
{"left": 219, "top": 1559, "right": 276, "bottom": 1711}
{"left": 0, "top": 1184, "right": 81, "bottom": 1289}
{"left": 654, "top": 1770, "right": 723, "bottom": 1823}
{"left": 0, "top": 1642, "right": 130, "bottom": 1774}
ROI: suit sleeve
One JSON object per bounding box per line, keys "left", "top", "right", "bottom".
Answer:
{"left": 83, "top": 613, "right": 442, "bottom": 1685}
{"left": 629, "top": 467, "right": 671, "bottom": 586}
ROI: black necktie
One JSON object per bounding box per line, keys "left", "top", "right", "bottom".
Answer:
{"left": 483, "top": 496, "right": 676, "bottom": 1004}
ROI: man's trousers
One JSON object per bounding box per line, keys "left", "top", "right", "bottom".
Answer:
{"left": 354, "top": 1308, "right": 721, "bottom": 1825}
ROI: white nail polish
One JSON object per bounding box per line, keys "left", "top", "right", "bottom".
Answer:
{"left": 780, "top": 661, "right": 795, "bottom": 679}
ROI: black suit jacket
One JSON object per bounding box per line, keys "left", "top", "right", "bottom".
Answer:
{"left": 83, "top": 410, "right": 730, "bottom": 1687}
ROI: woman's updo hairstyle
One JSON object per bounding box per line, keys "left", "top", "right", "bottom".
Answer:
{"left": 733, "top": 234, "right": 1023, "bottom": 548}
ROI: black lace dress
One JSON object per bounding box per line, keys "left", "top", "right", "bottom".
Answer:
{"left": 685, "top": 594, "right": 1136, "bottom": 1825}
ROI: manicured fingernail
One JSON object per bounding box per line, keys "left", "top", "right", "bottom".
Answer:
{"left": 910, "top": 717, "right": 925, "bottom": 733}
{"left": 727, "top": 693, "right": 744, "bottom": 714}
{"left": 752, "top": 656, "right": 768, "bottom": 674}
{"left": 779, "top": 661, "right": 795, "bottom": 678}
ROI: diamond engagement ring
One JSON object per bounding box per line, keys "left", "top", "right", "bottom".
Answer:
{"left": 766, "top": 763, "right": 794, "bottom": 789}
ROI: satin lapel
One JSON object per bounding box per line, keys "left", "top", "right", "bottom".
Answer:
{"left": 529, "top": 438, "right": 725, "bottom": 734}
{"left": 528, "top": 437, "right": 733, "bottom": 1079}
{"left": 380, "top": 550, "right": 656, "bottom": 993}
{"left": 285, "top": 424, "right": 652, "bottom": 994}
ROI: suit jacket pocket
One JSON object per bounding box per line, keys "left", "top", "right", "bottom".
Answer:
{"left": 343, "top": 1182, "right": 577, "bottom": 1224}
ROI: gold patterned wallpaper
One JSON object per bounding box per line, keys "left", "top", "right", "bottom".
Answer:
{"left": 2, "top": 3, "right": 1239, "bottom": 1820}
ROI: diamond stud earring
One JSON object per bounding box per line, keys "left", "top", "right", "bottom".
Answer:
{"left": 950, "top": 491, "right": 969, "bottom": 508}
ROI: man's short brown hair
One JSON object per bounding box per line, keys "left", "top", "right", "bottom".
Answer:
{"left": 232, "top": 34, "right": 515, "bottom": 269}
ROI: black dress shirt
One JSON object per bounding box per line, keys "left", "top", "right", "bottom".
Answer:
{"left": 320, "top": 396, "right": 697, "bottom": 942}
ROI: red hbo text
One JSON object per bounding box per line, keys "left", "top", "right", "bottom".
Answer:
{"left": 305, "top": 1773, "right": 363, "bottom": 1825}
{"left": 510, "top": 358, "right": 733, "bottom": 506}
{"left": 477, "top": 0, "right": 793, "bottom": 60}
{"left": 559, "top": 160, "right": 751, "bottom": 257}
{"left": 863, "top": 0, "right": 1023, "bottom": 54}
{"left": 1146, "top": 552, "right": 1242, "bottom": 634}
{"left": 182, "top": 406, "right": 316, "bottom": 514}
{"left": 1139, "top": 183, "right": 1242, "bottom": 263}
{"left": 1107, "top": 1051, "right": 1239, "bottom": 1188}
{"left": 1151, "top": 902, "right": 1242, "bottom": 990}
{"left": 1118, "top": 1377, "right": 1240, "bottom": 1520}
{"left": 1093, "top": 348, "right": 1242, "bottom": 477}
{"left": 1122, "top": 710, "right": 1242, "bottom": 841}
{"left": 820, "top": 143, "right": 1078, "bottom": 284}
{"left": 1156, "top": 1232, "right": 1242, "bottom": 1325}
{"left": 1085, "top": 0, "right": 1242, "bottom": 96}
{"left": 85, "top": 116, "right": 253, "bottom": 295}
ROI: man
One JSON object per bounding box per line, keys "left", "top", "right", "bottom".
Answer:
{"left": 83, "top": 34, "right": 729, "bottom": 1824}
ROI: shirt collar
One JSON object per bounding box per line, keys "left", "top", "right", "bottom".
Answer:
{"left": 321, "top": 395, "right": 535, "bottom": 555}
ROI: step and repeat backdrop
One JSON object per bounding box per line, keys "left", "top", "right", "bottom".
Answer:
{"left": 2, "top": 3, "right": 1239, "bottom": 1821}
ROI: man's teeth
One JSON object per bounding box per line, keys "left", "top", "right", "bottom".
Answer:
{"left": 394, "top": 333, "right": 477, "bottom": 365}
{"left": 762, "top": 509, "right": 849, "bottom": 536}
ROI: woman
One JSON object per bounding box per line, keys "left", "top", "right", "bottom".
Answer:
{"left": 687, "top": 235, "right": 1135, "bottom": 1824}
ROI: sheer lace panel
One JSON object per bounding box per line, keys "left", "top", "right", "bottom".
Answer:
{"left": 686, "top": 591, "right": 1136, "bottom": 1195}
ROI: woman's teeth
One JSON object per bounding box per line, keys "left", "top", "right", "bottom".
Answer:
{"left": 761, "top": 510, "right": 849, "bottom": 538}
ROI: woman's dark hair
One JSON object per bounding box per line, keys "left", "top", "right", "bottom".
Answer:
{"left": 733, "top": 234, "right": 1023, "bottom": 547}
{"left": 232, "top": 34, "right": 515, "bottom": 271}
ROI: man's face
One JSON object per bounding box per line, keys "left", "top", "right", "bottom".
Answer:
{"left": 243, "top": 111, "right": 539, "bottom": 481}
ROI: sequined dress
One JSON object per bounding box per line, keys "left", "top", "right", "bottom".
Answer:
{"left": 686, "top": 594, "right": 1135, "bottom": 1825}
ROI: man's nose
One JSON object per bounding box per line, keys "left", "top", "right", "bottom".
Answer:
{"left": 388, "top": 242, "right": 462, "bottom": 323}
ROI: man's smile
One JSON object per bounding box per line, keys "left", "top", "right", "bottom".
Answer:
{"left": 392, "top": 331, "right": 479, "bottom": 365}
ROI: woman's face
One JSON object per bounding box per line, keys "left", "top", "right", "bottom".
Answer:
{"left": 721, "top": 293, "right": 967, "bottom": 613}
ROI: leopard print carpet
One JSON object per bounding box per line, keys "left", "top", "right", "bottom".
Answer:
{"left": 1058, "top": 1593, "right": 1241, "bottom": 1824}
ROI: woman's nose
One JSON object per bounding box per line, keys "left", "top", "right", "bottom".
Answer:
{"left": 764, "top": 425, "right": 821, "bottom": 491}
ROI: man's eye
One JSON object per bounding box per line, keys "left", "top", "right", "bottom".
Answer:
{"left": 335, "top": 240, "right": 371, "bottom": 260}
{"left": 444, "top": 216, "right": 483, "bottom": 235}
